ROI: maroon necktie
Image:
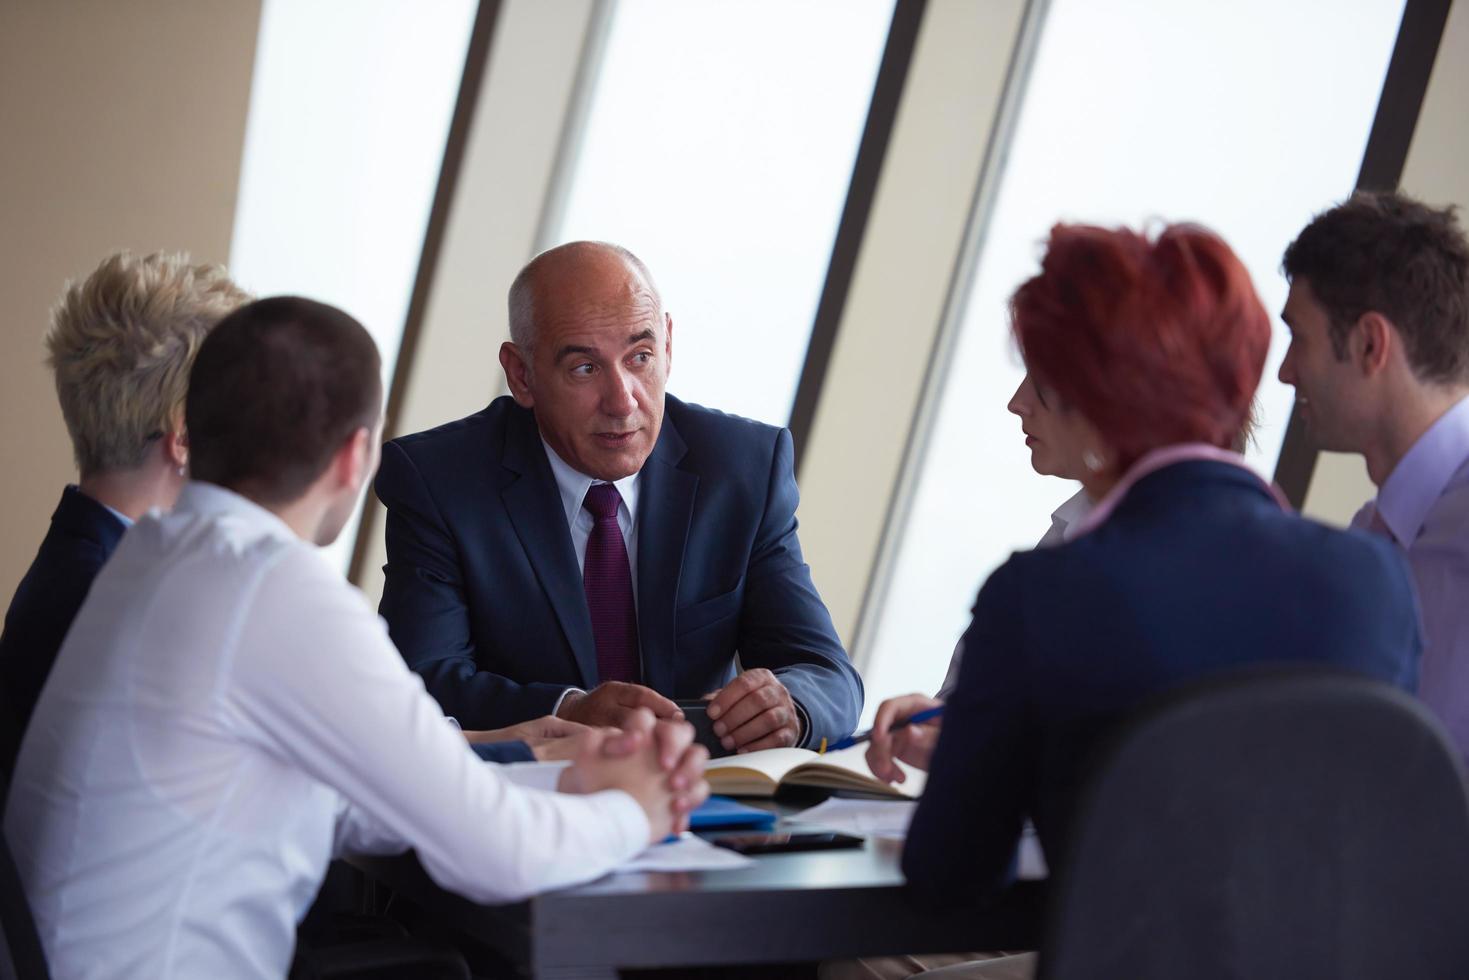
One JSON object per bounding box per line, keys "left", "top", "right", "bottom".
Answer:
{"left": 582, "top": 483, "right": 639, "bottom": 683}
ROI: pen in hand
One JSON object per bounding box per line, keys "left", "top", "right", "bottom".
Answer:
{"left": 823, "top": 706, "right": 945, "bottom": 753}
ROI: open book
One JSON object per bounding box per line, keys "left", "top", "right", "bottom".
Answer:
{"left": 704, "top": 745, "right": 925, "bottom": 799}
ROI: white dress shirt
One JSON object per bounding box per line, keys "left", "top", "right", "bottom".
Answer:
{"left": 4, "top": 482, "right": 649, "bottom": 980}
{"left": 543, "top": 439, "right": 641, "bottom": 593}
{"left": 936, "top": 488, "right": 1092, "bottom": 699}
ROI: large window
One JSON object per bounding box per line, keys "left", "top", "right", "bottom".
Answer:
{"left": 551, "top": 0, "right": 895, "bottom": 426}
{"left": 859, "top": 0, "right": 1406, "bottom": 717}
{"left": 228, "top": 0, "right": 477, "bottom": 572}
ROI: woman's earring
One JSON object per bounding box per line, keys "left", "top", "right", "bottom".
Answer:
{"left": 177, "top": 465, "right": 186, "bottom": 477}
{"left": 1082, "top": 449, "right": 1105, "bottom": 473}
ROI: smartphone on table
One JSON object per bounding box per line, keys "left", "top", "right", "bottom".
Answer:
{"left": 675, "top": 698, "right": 731, "bottom": 758}
{"left": 712, "top": 832, "right": 865, "bottom": 855}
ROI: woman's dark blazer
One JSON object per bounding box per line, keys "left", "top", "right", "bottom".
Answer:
{"left": 903, "top": 460, "right": 1422, "bottom": 901}
{"left": 0, "top": 486, "right": 126, "bottom": 779}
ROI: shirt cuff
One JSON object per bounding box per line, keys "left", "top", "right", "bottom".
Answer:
{"left": 592, "top": 788, "right": 653, "bottom": 854}
{"left": 498, "top": 760, "right": 572, "bottom": 792}
{"left": 793, "top": 698, "right": 812, "bottom": 748}
{"left": 502, "top": 765, "right": 651, "bottom": 855}
{"left": 551, "top": 686, "right": 587, "bottom": 717}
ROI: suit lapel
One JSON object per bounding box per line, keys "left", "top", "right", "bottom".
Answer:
{"left": 499, "top": 410, "right": 599, "bottom": 688}
{"left": 637, "top": 415, "right": 697, "bottom": 695}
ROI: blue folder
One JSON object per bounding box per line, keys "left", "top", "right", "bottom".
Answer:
{"left": 688, "top": 795, "right": 777, "bottom": 831}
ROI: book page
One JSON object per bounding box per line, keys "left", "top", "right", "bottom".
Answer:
{"left": 704, "top": 747, "right": 816, "bottom": 783}
{"left": 785, "top": 744, "right": 926, "bottom": 798}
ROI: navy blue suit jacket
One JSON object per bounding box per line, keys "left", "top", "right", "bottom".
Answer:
{"left": 1, "top": 486, "right": 126, "bottom": 777}
{"left": 903, "top": 460, "right": 1422, "bottom": 902}
{"left": 375, "top": 394, "right": 862, "bottom": 743}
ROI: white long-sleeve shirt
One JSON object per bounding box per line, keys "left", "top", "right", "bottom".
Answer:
{"left": 4, "top": 482, "right": 649, "bottom": 980}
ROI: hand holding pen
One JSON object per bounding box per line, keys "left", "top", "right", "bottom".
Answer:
{"left": 862, "top": 694, "right": 946, "bottom": 785}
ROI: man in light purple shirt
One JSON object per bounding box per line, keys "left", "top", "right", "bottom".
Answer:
{"left": 1278, "top": 190, "right": 1469, "bottom": 754}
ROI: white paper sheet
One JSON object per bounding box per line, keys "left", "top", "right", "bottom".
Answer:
{"left": 791, "top": 798, "right": 1050, "bottom": 879}
{"left": 787, "top": 798, "right": 916, "bottom": 840}
{"left": 1017, "top": 831, "right": 1049, "bottom": 880}
{"left": 613, "top": 833, "right": 754, "bottom": 873}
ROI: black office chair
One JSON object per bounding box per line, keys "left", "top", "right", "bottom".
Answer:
{"left": 290, "top": 860, "right": 471, "bottom": 980}
{"left": 289, "top": 936, "right": 470, "bottom": 980}
{"left": 1039, "top": 667, "right": 1469, "bottom": 980}
{"left": 0, "top": 830, "right": 49, "bottom": 980}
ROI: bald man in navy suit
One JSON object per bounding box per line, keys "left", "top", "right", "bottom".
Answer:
{"left": 376, "top": 242, "right": 861, "bottom": 752}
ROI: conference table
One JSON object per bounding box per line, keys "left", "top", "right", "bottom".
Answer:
{"left": 351, "top": 793, "right": 1046, "bottom": 979}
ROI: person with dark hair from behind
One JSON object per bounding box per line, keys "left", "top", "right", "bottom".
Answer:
{"left": 1278, "top": 191, "right": 1469, "bottom": 756}
{"left": 863, "top": 223, "right": 1421, "bottom": 980}
{"left": 0, "top": 251, "right": 249, "bottom": 784}
{"left": 3, "top": 297, "right": 708, "bottom": 980}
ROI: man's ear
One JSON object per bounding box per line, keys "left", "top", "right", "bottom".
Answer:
{"left": 1353, "top": 311, "right": 1395, "bottom": 378}
{"left": 499, "top": 342, "right": 535, "bottom": 408}
{"left": 663, "top": 313, "right": 674, "bottom": 374}
{"left": 336, "top": 427, "right": 372, "bottom": 491}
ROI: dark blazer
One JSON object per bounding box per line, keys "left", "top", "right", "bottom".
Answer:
{"left": 0, "top": 486, "right": 127, "bottom": 777}
{"left": 903, "top": 460, "right": 1422, "bottom": 902}
{"left": 375, "top": 394, "right": 862, "bottom": 743}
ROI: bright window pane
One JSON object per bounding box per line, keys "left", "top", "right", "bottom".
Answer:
{"left": 861, "top": 0, "right": 1405, "bottom": 718}
{"left": 228, "top": 0, "right": 477, "bottom": 572}
{"left": 552, "top": 0, "right": 895, "bottom": 426}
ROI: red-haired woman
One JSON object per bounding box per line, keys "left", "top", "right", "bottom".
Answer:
{"left": 869, "top": 223, "right": 1421, "bottom": 976}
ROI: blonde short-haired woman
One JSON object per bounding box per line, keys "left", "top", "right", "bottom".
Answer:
{"left": 0, "top": 251, "right": 248, "bottom": 777}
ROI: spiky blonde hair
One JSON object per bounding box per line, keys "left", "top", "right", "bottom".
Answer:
{"left": 45, "top": 251, "right": 250, "bottom": 475}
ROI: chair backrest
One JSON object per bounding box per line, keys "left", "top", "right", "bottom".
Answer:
{"left": 0, "top": 830, "right": 48, "bottom": 980}
{"left": 1039, "top": 666, "right": 1469, "bottom": 980}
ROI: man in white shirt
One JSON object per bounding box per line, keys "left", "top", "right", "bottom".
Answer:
{"left": 3, "top": 296, "right": 707, "bottom": 980}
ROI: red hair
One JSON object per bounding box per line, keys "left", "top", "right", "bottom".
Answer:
{"left": 1010, "top": 223, "right": 1270, "bottom": 470}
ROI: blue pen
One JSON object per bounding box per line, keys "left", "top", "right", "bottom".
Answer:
{"left": 823, "top": 706, "right": 945, "bottom": 753}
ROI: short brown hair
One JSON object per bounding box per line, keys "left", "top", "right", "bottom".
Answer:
{"left": 186, "top": 297, "right": 382, "bottom": 504}
{"left": 46, "top": 251, "right": 249, "bottom": 475}
{"left": 1282, "top": 191, "right": 1469, "bottom": 383}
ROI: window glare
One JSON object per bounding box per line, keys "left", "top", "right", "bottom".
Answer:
{"left": 553, "top": 0, "right": 896, "bottom": 426}
{"left": 860, "top": 0, "right": 1406, "bottom": 719}
{"left": 228, "top": 0, "right": 477, "bottom": 573}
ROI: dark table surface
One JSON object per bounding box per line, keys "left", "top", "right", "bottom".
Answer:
{"left": 350, "top": 793, "right": 1045, "bottom": 979}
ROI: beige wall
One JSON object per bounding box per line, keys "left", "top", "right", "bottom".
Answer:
{"left": 1302, "top": 0, "right": 1469, "bottom": 526}
{"left": 796, "top": 0, "right": 1036, "bottom": 657}
{"left": 0, "top": 0, "right": 260, "bottom": 600}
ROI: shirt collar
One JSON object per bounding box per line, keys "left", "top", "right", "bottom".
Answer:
{"left": 1050, "top": 488, "right": 1093, "bottom": 542}
{"left": 541, "top": 440, "right": 641, "bottom": 528}
{"left": 1072, "top": 442, "right": 1287, "bottom": 538}
{"left": 100, "top": 502, "right": 134, "bottom": 528}
{"left": 172, "top": 481, "right": 300, "bottom": 544}
{"left": 1375, "top": 395, "right": 1469, "bottom": 546}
